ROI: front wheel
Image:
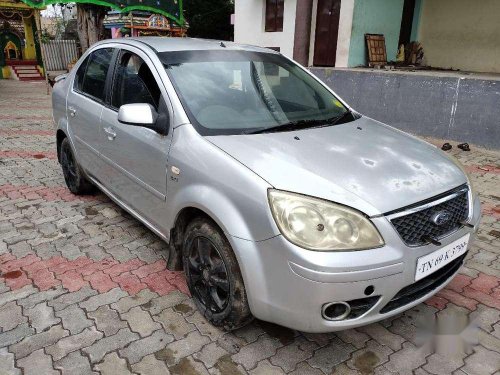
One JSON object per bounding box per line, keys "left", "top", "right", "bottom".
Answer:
{"left": 60, "top": 138, "right": 94, "bottom": 195}
{"left": 182, "top": 217, "right": 253, "bottom": 330}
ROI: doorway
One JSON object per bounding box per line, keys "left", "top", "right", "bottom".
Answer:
{"left": 399, "top": 0, "right": 416, "bottom": 46}
{"left": 313, "top": 0, "right": 341, "bottom": 67}
{"left": 0, "top": 31, "right": 22, "bottom": 65}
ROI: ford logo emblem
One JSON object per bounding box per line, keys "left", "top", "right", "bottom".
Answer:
{"left": 430, "top": 211, "right": 451, "bottom": 226}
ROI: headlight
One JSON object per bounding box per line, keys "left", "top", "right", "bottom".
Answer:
{"left": 268, "top": 190, "right": 384, "bottom": 251}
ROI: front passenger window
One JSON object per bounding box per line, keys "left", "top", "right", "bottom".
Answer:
{"left": 112, "top": 52, "right": 161, "bottom": 110}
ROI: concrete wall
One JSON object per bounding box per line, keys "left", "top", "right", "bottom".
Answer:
{"left": 234, "top": 0, "right": 297, "bottom": 58}
{"left": 348, "top": 0, "right": 405, "bottom": 67}
{"left": 418, "top": 0, "right": 500, "bottom": 73}
{"left": 310, "top": 68, "right": 500, "bottom": 149}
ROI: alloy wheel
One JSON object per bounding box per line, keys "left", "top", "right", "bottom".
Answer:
{"left": 61, "top": 144, "right": 77, "bottom": 191}
{"left": 187, "top": 236, "right": 230, "bottom": 313}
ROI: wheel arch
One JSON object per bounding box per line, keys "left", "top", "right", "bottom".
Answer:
{"left": 165, "top": 181, "right": 277, "bottom": 271}
{"left": 167, "top": 206, "right": 226, "bottom": 271}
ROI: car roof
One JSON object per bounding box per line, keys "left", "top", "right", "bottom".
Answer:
{"left": 108, "top": 37, "right": 278, "bottom": 54}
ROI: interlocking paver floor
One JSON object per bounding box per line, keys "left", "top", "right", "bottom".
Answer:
{"left": 0, "top": 79, "right": 499, "bottom": 374}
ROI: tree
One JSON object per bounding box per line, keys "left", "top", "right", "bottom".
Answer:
{"left": 76, "top": 4, "right": 108, "bottom": 51}
{"left": 184, "top": 0, "right": 234, "bottom": 41}
{"left": 41, "top": 4, "right": 70, "bottom": 40}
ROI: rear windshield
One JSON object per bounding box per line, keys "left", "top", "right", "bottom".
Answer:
{"left": 159, "top": 50, "right": 349, "bottom": 136}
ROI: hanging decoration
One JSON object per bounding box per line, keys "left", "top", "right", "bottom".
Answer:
{"left": 18, "top": 0, "right": 184, "bottom": 26}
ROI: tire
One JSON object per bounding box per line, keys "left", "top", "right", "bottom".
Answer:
{"left": 182, "top": 217, "right": 253, "bottom": 330}
{"left": 60, "top": 138, "right": 94, "bottom": 195}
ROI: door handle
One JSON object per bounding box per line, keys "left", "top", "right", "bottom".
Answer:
{"left": 103, "top": 126, "right": 116, "bottom": 140}
{"left": 68, "top": 107, "right": 76, "bottom": 117}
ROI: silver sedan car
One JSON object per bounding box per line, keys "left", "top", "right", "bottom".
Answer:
{"left": 52, "top": 37, "right": 481, "bottom": 333}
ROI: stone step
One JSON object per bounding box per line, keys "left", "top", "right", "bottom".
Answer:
{"left": 13, "top": 66, "right": 38, "bottom": 71}
{"left": 17, "top": 73, "right": 42, "bottom": 78}
{"left": 11, "top": 65, "right": 43, "bottom": 80}
{"left": 5, "top": 59, "right": 38, "bottom": 66}
{"left": 18, "top": 76, "right": 45, "bottom": 81}
{"left": 15, "top": 68, "right": 39, "bottom": 72}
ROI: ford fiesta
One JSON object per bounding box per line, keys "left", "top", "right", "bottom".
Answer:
{"left": 52, "top": 38, "right": 481, "bottom": 332}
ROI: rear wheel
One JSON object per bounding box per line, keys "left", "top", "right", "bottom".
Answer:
{"left": 182, "top": 217, "right": 253, "bottom": 330}
{"left": 60, "top": 138, "right": 94, "bottom": 195}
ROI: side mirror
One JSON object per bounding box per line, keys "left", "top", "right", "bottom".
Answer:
{"left": 118, "top": 103, "right": 158, "bottom": 127}
{"left": 54, "top": 74, "right": 67, "bottom": 83}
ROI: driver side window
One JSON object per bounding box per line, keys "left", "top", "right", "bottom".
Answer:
{"left": 111, "top": 51, "right": 161, "bottom": 110}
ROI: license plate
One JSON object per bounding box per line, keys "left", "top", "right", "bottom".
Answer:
{"left": 415, "top": 234, "right": 470, "bottom": 281}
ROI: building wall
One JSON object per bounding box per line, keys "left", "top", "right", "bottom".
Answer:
{"left": 234, "top": 0, "right": 297, "bottom": 58}
{"left": 348, "top": 0, "right": 405, "bottom": 67}
{"left": 23, "top": 17, "right": 36, "bottom": 60}
{"left": 418, "top": 0, "right": 500, "bottom": 73}
{"left": 0, "top": 65, "right": 10, "bottom": 78}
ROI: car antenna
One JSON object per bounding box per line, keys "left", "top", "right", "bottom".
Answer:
{"left": 220, "top": 41, "right": 226, "bottom": 48}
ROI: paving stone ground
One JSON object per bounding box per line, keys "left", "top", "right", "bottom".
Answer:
{"left": 0, "top": 79, "right": 499, "bottom": 374}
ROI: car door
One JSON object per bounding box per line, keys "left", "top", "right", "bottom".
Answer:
{"left": 98, "top": 47, "right": 172, "bottom": 233}
{"left": 67, "top": 47, "right": 115, "bottom": 173}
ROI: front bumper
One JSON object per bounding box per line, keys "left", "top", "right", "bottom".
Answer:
{"left": 229, "top": 194, "right": 481, "bottom": 333}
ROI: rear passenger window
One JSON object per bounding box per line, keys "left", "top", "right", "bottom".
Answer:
{"left": 111, "top": 51, "right": 161, "bottom": 110}
{"left": 80, "top": 48, "right": 113, "bottom": 102}
{"left": 74, "top": 55, "right": 89, "bottom": 92}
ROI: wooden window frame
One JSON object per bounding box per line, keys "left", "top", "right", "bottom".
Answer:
{"left": 265, "top": 0, "right": 284, "bottom": 32}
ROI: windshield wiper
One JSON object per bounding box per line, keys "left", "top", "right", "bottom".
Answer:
{"left": 245, "top": 111, "right": 353, "bottom": 135}
{"left": 329, "top": 110, "right": 354, "bottom": 125}
{"left": 244, "top": 119, "right": 323, "bottom": 134}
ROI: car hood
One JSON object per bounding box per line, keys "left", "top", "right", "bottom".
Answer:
{"left": 206, "top": 117, "right": 467, "bottom": 216}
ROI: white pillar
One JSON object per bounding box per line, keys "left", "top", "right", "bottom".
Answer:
{"left": 335, "top": 0, "right": 355, "bottom": 67}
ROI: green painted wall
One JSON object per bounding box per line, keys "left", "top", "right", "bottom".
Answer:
{"left": 348, "top": 0, "right": 405, "bottom": 67}
{"left": 410, "top": 0, "right": 423, "bottom": 41}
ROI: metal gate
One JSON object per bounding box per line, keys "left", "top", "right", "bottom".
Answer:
{"left": 41, "top": 40, "right": 79, "bottom": 71}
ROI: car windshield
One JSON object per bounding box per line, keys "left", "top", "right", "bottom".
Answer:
{"left": 159, "top": 50, "right": 352, "bottom": 136}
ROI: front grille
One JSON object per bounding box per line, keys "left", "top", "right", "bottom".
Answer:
{"left": 380, "top": 253, "right": 466, "bottom": 314}
{"left": 390, "top": 188, "right": 469, "bottom": 246}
